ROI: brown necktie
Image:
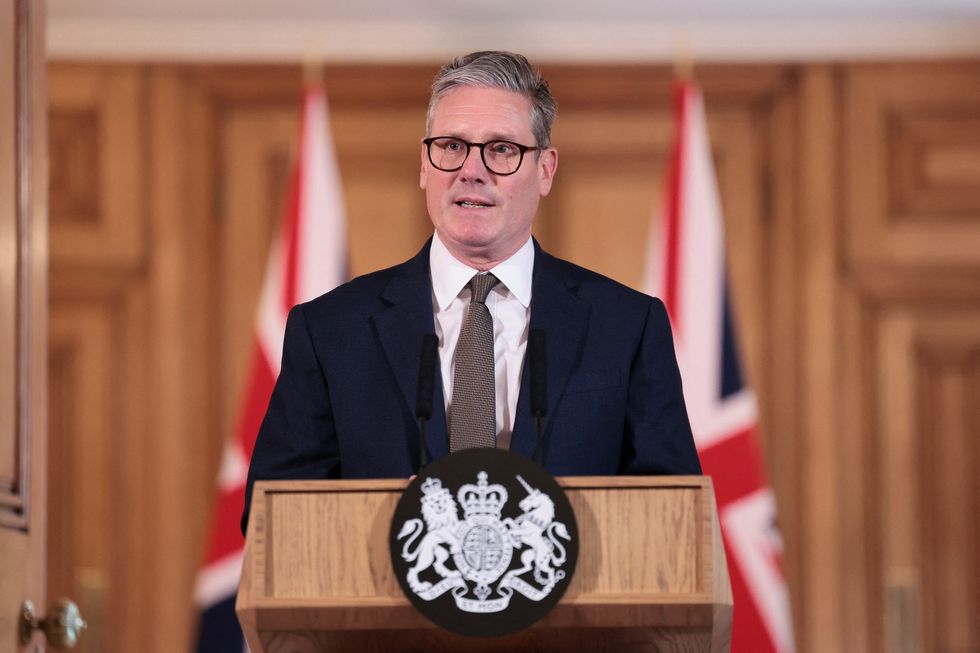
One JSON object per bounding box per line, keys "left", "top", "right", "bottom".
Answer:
{"left": 449, "top": 273, "right": 500, "bottom": 452}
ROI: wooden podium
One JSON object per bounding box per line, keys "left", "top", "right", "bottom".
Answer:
{"left": 236, "top": 476, "right": 732, "bottom": 653}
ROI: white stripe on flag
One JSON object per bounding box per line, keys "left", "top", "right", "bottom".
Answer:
{"left": 674, "top": 89, "right": 725, "bottom": 439}
{"left": 722, "top": 488, "right": 796, "bottom": 653}
{"left": 694, "top": 388, "right": 758, "bottom": 450}
{"left": 298, "top": 88, "right": 347, "bottom": 304}
{"left": 195, "top": 551, "right": 244, "bottom": 608}
{"left": 217, "top": 441, "right": 248, "bottom": 492}
{"left": 256, "top": 238, "right": 287, "bottom": 377}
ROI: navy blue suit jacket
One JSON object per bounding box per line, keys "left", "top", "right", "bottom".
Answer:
{"left": 242, "top": 240, "right": 700, "bottom": 531}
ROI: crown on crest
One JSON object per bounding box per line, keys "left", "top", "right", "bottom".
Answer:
{"left": 420, "top": 476, "right": 452, "bottom": 505}
{"left": 457, "top": 471, "right": 508, "bottom": 520}
{"left": 421, "top": 477, "right": 443, "bottom": 495}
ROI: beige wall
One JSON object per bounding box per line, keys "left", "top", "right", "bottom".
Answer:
{"left": 47, "top": 61, "right": 980, "bottom": 653}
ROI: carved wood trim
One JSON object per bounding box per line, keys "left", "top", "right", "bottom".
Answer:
{"left": 845, "top": 62, "right": 980, "bottom": 270}
{"left": 915, "top": 320, "right": 980, "bottom": 653}
{"left": 843, "top": 279, "right": 980, "bottom": 653}
{"left": 47, "top": 63, "right": 145, "bottom": 271}
{"left": 48, "top": 275, "right": 148, "bottom": 653}
{"left": 0, "top": 0, "right": 18, "bottom": 523}
{"left": 49, "top": 106, "right": 100, "bottom": 225}
{"left": 0, "top": 0, "right": 43, "bottom": 533}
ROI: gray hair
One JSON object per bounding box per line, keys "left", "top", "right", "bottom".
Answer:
{"left": 426, "top": 51, "right": 557, "bottom": 148}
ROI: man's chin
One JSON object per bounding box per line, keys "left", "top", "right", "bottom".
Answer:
{"left": 441, "top": 225, "right": 498, "bottom": 250}
{"left": 437, "top": 230, "right": 503, "bottom": 264}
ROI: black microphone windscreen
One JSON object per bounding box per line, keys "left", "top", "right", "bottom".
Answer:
{"left": 529, "top": 328, "right": 547, "bottom": 417}
{"left": 416, "top": 334, "right": 439, "bottom": 420}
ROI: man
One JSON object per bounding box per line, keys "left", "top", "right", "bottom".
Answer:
{"left": 242, "top": 51, "right": 699, "bottom": 531}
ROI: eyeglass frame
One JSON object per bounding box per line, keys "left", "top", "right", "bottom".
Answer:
{"left": 422, "top": 136, "right": 542, "bottom": 176}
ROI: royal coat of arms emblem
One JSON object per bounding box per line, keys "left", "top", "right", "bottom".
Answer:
{"left": 396, "top": 471, "right": 571, "bottom": 612}
{"left": 389, "top": 448, "right": 578, "bottom": 636}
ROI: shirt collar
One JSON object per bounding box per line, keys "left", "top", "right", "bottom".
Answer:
{"left": 429, "top": 232, "right": 534, "bottom": 310}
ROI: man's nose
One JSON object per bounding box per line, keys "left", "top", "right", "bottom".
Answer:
{"left": 458, "top": 144, "right": 490, "bottom": 182}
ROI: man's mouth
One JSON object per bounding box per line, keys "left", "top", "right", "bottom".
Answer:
{"left": 455, "top": 199, "right": 493, "bottom": 208}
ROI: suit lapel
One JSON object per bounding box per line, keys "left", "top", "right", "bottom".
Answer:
{"left": 372, "top": 242, "right": 450, "bottom": 462}
{"left": 511, "top": 246, "right": 590, "bottom": 462}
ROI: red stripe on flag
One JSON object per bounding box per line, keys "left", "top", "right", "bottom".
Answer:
{"left": 200, "top": 345, "right": 276, "bottom": 565}
{"left": 236, "top": 343, "right": 278, "bottom": 457}
{"left": 204, "top": 484, "right": 246, "bottom": 564}
{"left": 697, "top": 426, "right": 766, "bottom": 509}
{"left": 662, "top": 82, "right": 689, "bottom": 331}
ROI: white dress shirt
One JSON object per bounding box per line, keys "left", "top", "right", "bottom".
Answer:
{"left": 429, "top": 232, "right": 534, "bottom": 450}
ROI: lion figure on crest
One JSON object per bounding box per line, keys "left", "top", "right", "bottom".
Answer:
{"left": 396, "top": 478, "right": 461, "bottom": 593}
{"left": 503, "top": 476, "right": 570, "bottom": 586}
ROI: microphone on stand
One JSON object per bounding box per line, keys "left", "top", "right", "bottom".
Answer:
{"left": 415, "top": 334, "right": 439, "bottom": 472}
{"left": 528, "top": 329, "right": 547, "bottom": 467}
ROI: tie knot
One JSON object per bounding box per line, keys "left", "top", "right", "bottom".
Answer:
{"left": 468, "top": 273, "right": 499, "bottom": 304}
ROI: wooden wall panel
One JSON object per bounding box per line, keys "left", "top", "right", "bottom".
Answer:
{"left": 842, "top": 287, "right": 980, "bottom": 653}
{"left": 766, "top": 74, "right": 806, "bottom": 652}
{"left": 798, "top": 65, "right": 845, "bottom": 653}
{"left": 845, "top": 64, "right": 980, "bottom": 270}
{"left": 48, "top": 65, "right": 144, "bottom": 270}
{"left": 48, "top": 65, "right": 151, "bottom": 653}
{"left": 338, "top": 109, "right": 433, "bottom": 274}
{"left": 49, "top": 281, "right": 148, "bottom": 653}
{"left": 548, "top": 108, "right": 671, "bottom": 285}
{"left": 843, "top": 61, "right": 980, "bottom": 653}
{"left": 917, "top": 317, "right": 979, "bottom": 653}
{"left": 892, "top": 112, "right": 980, "bottom": 216}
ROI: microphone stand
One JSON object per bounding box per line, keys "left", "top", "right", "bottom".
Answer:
{"left": 529, "top": 329, "right": 547, "bottom": 467}
{"left": 416, "top": 334, "right": 438, "bottom": 472}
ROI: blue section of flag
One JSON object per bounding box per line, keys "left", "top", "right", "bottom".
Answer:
{"left": 720, "top": 274, "right": 744, "bottom": 400}
{"left": 195, "top": 594, "right": 244, "bottom": 653}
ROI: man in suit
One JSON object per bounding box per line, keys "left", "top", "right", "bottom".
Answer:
{"left": 242, "top": 51, "right": 700, "bottom": 532}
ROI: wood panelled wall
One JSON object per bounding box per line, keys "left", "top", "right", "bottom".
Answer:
{"left": 46, "top": 60, "right": 980, "bottom": 653}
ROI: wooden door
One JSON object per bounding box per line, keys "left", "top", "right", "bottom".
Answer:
{"left": 1, "top": 0, "right": 48, "bottom": 650}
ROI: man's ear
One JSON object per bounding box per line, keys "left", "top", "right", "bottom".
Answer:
{"left": 537, "top": 148, "right": 558, "bottom": 197}
{"left": 419, "top": 139, "right": 429, "bottom": 190}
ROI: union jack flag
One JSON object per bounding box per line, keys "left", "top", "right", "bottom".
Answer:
{"left": 646, "top": 80, "right": 795, "bottom": 653}
{"left": 193, "top": 82, "right": 347, "bottom": 652}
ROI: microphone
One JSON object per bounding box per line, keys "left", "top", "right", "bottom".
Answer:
{"left": 415, "top": 334, "right": 439, "bottom": 471}
{"left": 528, "top": 328, "right": 547, "bottom": 466}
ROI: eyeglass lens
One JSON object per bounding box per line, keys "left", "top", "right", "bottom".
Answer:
{"left": 428, "top": 137, "right": 525, "bottom": 175}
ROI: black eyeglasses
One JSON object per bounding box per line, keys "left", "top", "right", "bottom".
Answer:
{"left": 423, "top": 136, "right": 540, "bottom": 176}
